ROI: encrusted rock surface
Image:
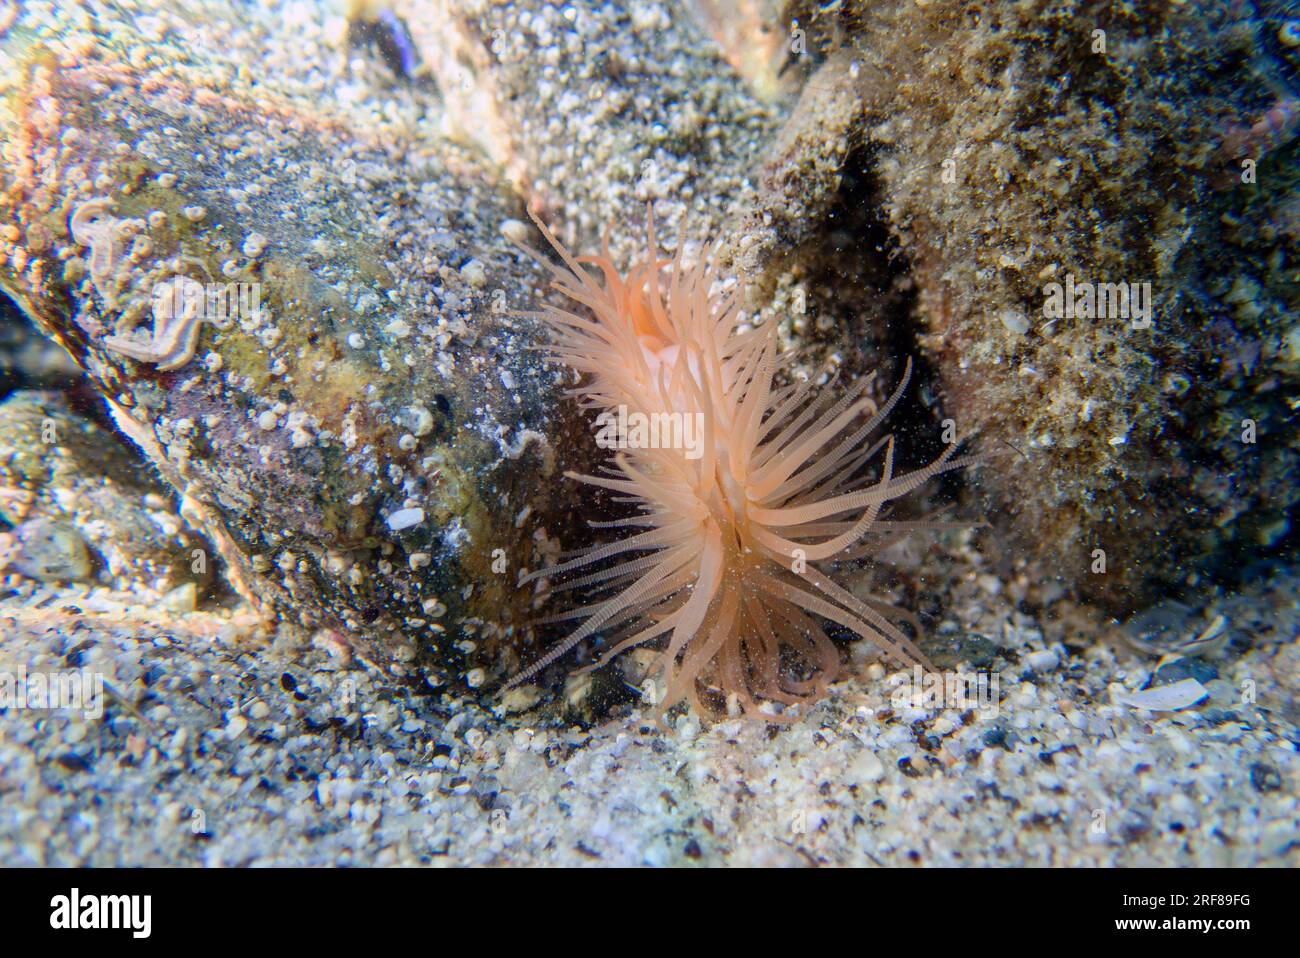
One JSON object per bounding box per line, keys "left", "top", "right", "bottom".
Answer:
{"left": 0, "top": 0, "right": 601, "bottom": 688}
{"left": 411, "top": 0, "right": 778, "bottom": 258}
{"left": 785, "top": 0, "right": 1300, "bottom": 611}
{"left": 0, "top": 0, "right": 1297, "bottom": 869}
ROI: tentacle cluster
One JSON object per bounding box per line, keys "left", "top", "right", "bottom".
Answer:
{"left": 508, "top": 213, "right": 970, "bottom": 722}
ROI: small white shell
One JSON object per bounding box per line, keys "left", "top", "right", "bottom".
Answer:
{"left": 386, "top": 507, "right": 425, "bottom": 531}
{"left": 1113, "top": 678, "right": 1208, "bottom": 712}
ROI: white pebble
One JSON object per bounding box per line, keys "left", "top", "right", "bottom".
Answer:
{"left": 460, "top": 259, "right": 487, "bottom": 288}
{"left": 386, "top": 507, "right": 424, "bottom": 531}
{"left": 500, "top": 218, "right": 530, "bottom": 244}
{"left": 1000, "top": 310, "right": 1029, "bottom": 335}
{"left": 1025, "top": 648, "right": 1060, "bottom": 672}
{"left": 850, "top": 750, "right": 886, "bottom": 783}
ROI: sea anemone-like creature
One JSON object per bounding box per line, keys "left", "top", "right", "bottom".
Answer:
{"left": 507, "top": 213, "right": 970, "bottom": 723}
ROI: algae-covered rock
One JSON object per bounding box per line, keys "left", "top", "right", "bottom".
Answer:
{"left": 779, "top": 0, "right": 1300, "bottom": 611}
{"left": 0, "top": 0, "right": 594, "bottom": 686}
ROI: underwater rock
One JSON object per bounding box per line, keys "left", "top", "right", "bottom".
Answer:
{"left": 0, "top": 391, "right": 211, "bottom": 591}
{"left": 407, "top": 0, "right": 778, "bottom": 259}
{"left": 686, "top": 0, "right": 791, "bottom": 103}
{"left": 6, "top": 516, "right": 93, "bottom": 583}
{"left": 1151, "top": 657, "right": 1219, "bottom": 689}
{"left": 923, "top": 629, "right": 1000, "bottom": 672}
{"left": 0, "top": 1, "right": 595, "bottom": 686}
{"left": 782, "top": 0, "right": 1300, "bottom": 611}
{"left": 411, "top": 0, "right": 870, "bottom": 322}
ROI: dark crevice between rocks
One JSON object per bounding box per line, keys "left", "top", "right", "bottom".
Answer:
{"left": 0, "top": 291, "right": 88, "bottom": 403}
{"left": 0, "top": 293, "right": 169, "bottom": 487}
{"left": 767, "top": 139, "right": 983, "bottom": 654}
{"left": 773, "top": 141, "right": 958, "bottom": 483}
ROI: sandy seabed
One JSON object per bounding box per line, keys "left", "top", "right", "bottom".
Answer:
{"left": 1, "top": 563, "right": 1295, "bottom": 867}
